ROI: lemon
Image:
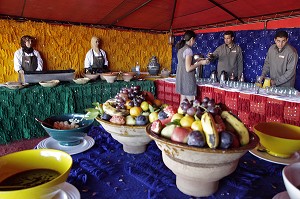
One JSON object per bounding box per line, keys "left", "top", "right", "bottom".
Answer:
{"left": 140, "top": 101, "right": 149, "bottom": 111}
{"left": 180, "top": 115, "right": 195, "bottom": 128}
{"left": 171, "top": 113, "right": 184, "bottom": 122}
{"left": 191, "top": 120, "right": 203, "bottom": 132}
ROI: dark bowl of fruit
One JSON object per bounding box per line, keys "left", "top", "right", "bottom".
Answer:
{"left": 39, "top": 113, "right": 94, "bottom": 146}
{"left": 146, "top": 97, "right": 259, "bottom": 197}
{"left": 86, "top": 86, "right": 167, "bottom": 154}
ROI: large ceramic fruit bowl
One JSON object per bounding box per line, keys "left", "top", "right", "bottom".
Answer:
{"left": 146, "top": 124, "right": 259, "bottom": 197}
{"left": 40, "top": 113, "right": 94, "bottom": 146}
{"left": 0, "top": 149, "right": 72, "bottom": 199}
{"left": 96, "top": 117, "right": 152, "bottom": 154}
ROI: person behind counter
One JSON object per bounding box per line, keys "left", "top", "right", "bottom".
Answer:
{"left": 175, "top": 30, "right": 209, "bottom": 103}
{"left": 14, "top": 35, "right": 43, "bottom": 72}
{"left": 84, "top": 36, "right": 109, "bottom": 74}
{"left": 260, "top": 30, "right": 298, "bottom": 87}
{"left": 208, "top": 31, "right": 243, "bottom": 80}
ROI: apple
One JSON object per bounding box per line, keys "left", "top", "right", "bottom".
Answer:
{"left": 150, "top": 120, "right": 163, "bottom": 134}
{"left": 161, "top": 117, "right": 172, "bottom": 126}
{"left": 171, "top": 127, "right": 192, "bottom": 143}
{"left": 161, "top": 124, "right": 177, "bottom": 139}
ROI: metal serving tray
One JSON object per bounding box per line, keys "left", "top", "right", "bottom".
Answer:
{"left": 24, "top": 69, "right": 75, "bottom": 83}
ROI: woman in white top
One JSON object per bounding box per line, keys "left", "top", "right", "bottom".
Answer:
{"left": 14, "top": 35, "right": 43, "bottom": 72}
{"left": 84, "top": 36, "right": 109, "bottom": 74}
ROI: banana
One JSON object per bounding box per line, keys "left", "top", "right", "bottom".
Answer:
{"left": 201, "top": 112, "right": 219, "bottom": 149}
{"left": 220, "top": 111, "right": 249, "bottom": 145}
{"left": 103, "top": 99, "right": 129, "bottom": 117}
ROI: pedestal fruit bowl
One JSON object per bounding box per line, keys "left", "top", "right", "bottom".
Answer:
{"left": 96, "top": 118, "right": 152, "bottom": 154}
{"left": 146, "top": 97, "right": 259, "bottom": 197}
{"left": 85, "top": 86, "right": 175, "bottom": 154}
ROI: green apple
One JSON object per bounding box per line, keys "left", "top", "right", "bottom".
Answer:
{"left": 161, "top": 124, "right": 177, "bottom": 139}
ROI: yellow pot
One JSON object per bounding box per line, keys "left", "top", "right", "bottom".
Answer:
{"left": 0, "top": 149, "right": 72, "bottom": 199}
{"left": 254, "top": 122, "right": 300, "bottom": 158}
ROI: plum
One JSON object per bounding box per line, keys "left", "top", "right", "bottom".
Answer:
{"left": 187, "top": 130, "right": 206, "bottom": 147}
{"left": 219, "top": 131, "right": 233, "bottom": 149}
{"left": 158, "top": 110, "right": 168, "bottom": 120}
{"left": 101, "top": 113, "right": 112, "bottom": 121}
{"left": 135, "top": 115, "right": 148, "bottom": 126}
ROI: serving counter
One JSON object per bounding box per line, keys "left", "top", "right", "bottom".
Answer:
{"left": 155, "top": 79, "right": 300, "bottom": 130}
{"left": 0, "top": 80, "right": 155, "bottom": 144}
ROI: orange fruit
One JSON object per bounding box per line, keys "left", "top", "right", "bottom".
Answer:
{"left": 153, "top": 99, "right": 162, "bottom": 107}
{"left": 125, "top": 100, "right": 133, "bottom": 110}
{"left": 130, "top": 107, "right": 143, "bottom": 117}
{"left": 180, "top": 115, "right": 195, "bottom": 128}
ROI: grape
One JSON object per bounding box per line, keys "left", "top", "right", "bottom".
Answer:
{"left": 182, "top": 98, "right": 189, "bottom": 104}
{"left": 182, "top": 103, "right": 189, "bottom": 111}
{"left": 134, "top": 85, "right": 141, "bottom": 91}
{"left": 134, "top": 101, "right": 139, "bottom": 107}
{"left": 207, "top": 107, "right": 217, "bottom": 116}
{"left": 136, "top": 98, "right": 142, "bottom": 104}
{"left": 202, "top": 97, "right": 209, "bottom": 103}
{"left": 128, "top": 101, "right": 134, "bottom": 107}
{"left": 120, "top": 104, "right": 125, "bottom": 109}
{"left": 187, "top": 107, "right": 196, "bottom": 116}
{"left": 201, "top": 102, "right": 208, "bottom": 108}
{"left": 207, "top": 99, "right": 215, "bottom": 107}
{"left": 193, "top": 99, "right": 201, "bottom": 107}
{"left": 195, "top": 108, "right": 204, "bottom": 119}
{"left": 115, "top": 105, "right": 121, "bottom": 110}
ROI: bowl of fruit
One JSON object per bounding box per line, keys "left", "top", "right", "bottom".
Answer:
{"left": 146, "top": 97, "right": 259, "bottom": 197}
{"left": 85, "top": 85, "right": 171, "bottom": 154}
{"left": 39, "top": 113, "right": 94, "bottom": 146}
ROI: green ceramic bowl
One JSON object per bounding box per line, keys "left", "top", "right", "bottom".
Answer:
{"left": 41, "top": 113, "right": 94, "bottom": 146}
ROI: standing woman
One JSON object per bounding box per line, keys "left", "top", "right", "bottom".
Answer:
{"left": 84, "top": 36, "right": 109, "bottom": 74}
{"left": 14, "top": 35, "right": 43, "bottom": 72}
{"left": 175, "top": 30, "right": 209, "bottom": 103}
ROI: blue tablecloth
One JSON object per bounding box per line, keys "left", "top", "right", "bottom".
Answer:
{"left": 67, "top": 126, "right": 285, "bottom": 199}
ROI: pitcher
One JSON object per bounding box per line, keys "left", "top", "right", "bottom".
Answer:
{"left": 263, "top": 77, "right": 271, "bottom": 88}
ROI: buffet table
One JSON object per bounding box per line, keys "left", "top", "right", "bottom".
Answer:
{"left": 155, "top": 79, "right": 300, "bottom": 130}
{"left": 0, "top": 80, "right": 155, "bottom": 144}
{"left": 66, "top": 125, "right": 286, "bottom": 199}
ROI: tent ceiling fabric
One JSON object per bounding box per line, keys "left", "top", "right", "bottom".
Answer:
{"left": 0, "top": 0, "right": 300, "bottom": 33}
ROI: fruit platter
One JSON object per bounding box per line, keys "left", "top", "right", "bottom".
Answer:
{"left": 85, "top": 85, "right": 175, "bottom": 154}
{"left": 145, "top": 97, "right": 259, "bottom": 197}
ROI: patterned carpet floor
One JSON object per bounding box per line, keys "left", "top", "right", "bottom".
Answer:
{"left": 0, "top": 137, "right": 47, "bottom": 156}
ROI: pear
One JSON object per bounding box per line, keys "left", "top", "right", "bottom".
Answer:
{"left": 126, "top": 115, "right": 136, "bottom": 125}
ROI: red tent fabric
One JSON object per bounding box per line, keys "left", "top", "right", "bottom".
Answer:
{"left": 0, "top": 0, "right": 299, "bottom": 33}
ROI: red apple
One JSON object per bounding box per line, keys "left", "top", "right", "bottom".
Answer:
{"left": 161, "top": 117, "right": 172, "bottom": 126}
{"left": 171, "top": 127, "right": 192, "bottom": 143}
